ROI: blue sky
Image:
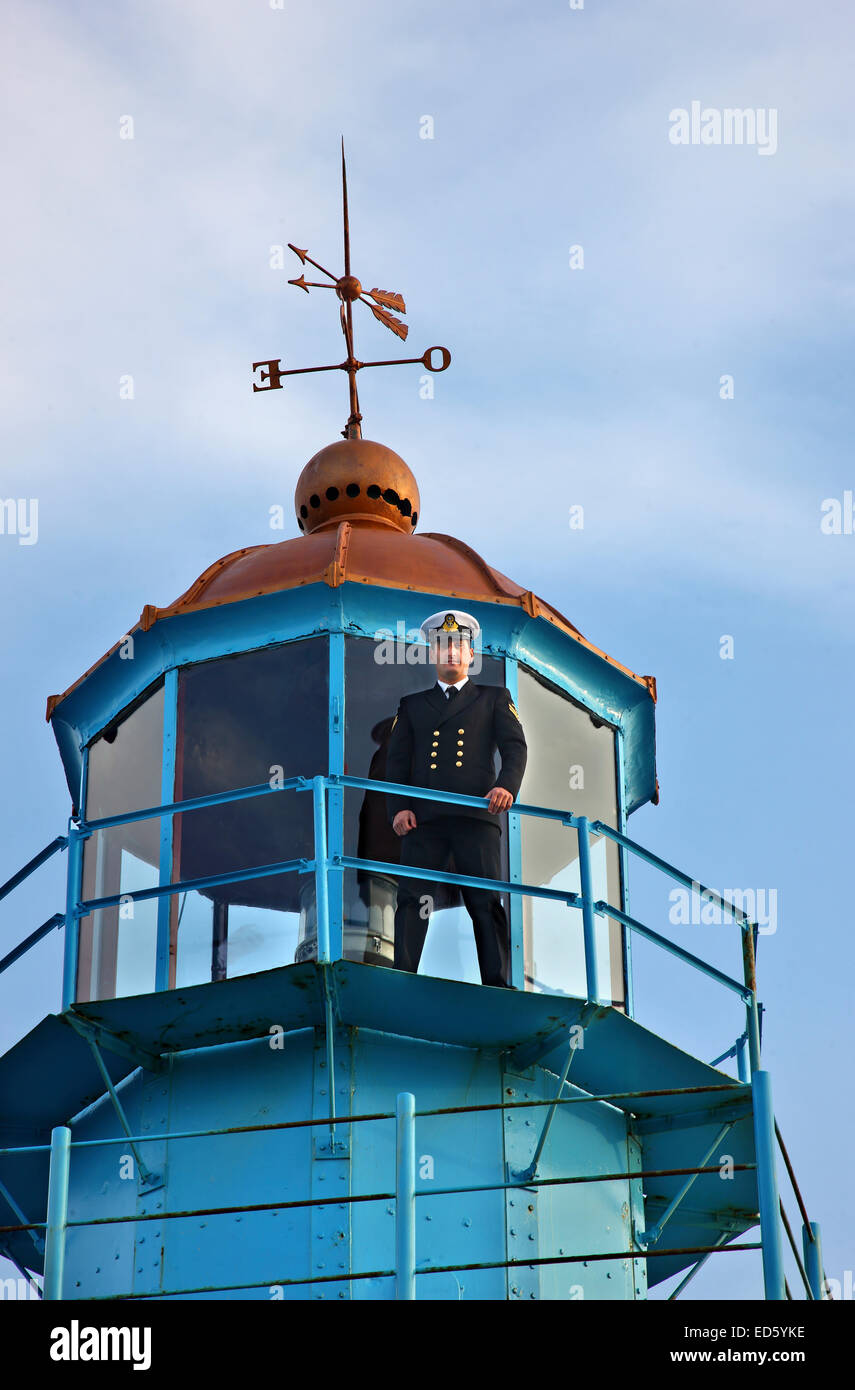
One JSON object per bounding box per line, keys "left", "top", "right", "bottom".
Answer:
{"left": 1, "top": 0, "right": 852, "bottom": 1300}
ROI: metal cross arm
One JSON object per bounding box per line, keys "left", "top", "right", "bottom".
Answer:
{"left": 252, "top": 345, "right": 451, "bottom": 392}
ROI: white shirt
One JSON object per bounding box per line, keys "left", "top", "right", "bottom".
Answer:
{"left": 436, "top": 676, "right": 469, "bottom": 694}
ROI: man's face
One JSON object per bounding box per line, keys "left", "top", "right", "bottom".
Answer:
{"left": 432, "top": 634, "right": 474, "bottom": 684}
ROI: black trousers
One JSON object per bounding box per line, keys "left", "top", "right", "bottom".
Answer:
{"left": 393, "top": 815, "right": 510, "bottom": 987}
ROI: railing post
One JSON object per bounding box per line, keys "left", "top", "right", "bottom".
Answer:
{"left": 736, "top": 1033, "right": 749, "bottom": 1083}
{"left": 61, "top": 821, "right": 85, "bottom": 1011}
{"left": 43, "top": 1126, "right": 71, "bottom": 1300}
{"left": 577, "top": 816, "right": 602, "bottom": 1004}
{"left": 803, "top": 1221, "right": 825, "bottom": 1300}
{"left": 751, "top": 1070, "right": 786, "bottom": 1300}
{"left": 396, "top": 1092, "right": 416, "bottom": 1300}
{"left": 313, "top": 775, "right": 330, "bottom": 964}
{"left": 741, "top": 923, "right": 761, "bottom": 1075}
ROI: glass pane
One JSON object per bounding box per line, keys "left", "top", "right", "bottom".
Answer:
{"left": 173, "top": 639, "right": 328, "bottom": 986}
{"left": 78, "top": 683, "right": 165, "bottom": 1001}
{"left": 339, "top": 634, "right": 508, "bottom": 982}
{"left": 516, "top": 666, "right": 624, "bottom": 1005}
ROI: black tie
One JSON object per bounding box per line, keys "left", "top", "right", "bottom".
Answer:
{"left": 446, "top": 686, "right": 459, "bottom": 701}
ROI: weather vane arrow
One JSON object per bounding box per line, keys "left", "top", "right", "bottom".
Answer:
{"left": 252, "top": 140, "right": 451, "bottom": 439}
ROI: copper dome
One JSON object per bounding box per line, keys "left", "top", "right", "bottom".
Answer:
{"left": 46, "top": 439, "right": 656, "bottom": 717}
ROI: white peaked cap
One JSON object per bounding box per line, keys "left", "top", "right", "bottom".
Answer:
{"left": 419, "top": 609, "right": 481, "bottom": 644}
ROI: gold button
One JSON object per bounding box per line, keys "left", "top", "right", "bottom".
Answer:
{"left": 458, "top": 728, "right": 464, "bottom": 734}
{"left": 457, "top": 739, "right": 463, "bottom": 745}
{"left": 455, "top": 760, "right": 462, "bottom": 767}
{"left": 432, "top": 740, "right": 438, "bottom": 746}
{"left": 430, "top": 764, "right": 437, "bottom": 770}
{"left": 433, "top": 729, "right": 440, "bottom": 735}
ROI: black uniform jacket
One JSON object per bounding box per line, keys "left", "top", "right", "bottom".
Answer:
{"left": 385, "top": 680, "right": 528, "bottom": 826}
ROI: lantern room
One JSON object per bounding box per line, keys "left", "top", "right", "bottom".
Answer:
{"left": 46, "top": 436, "right": 658, "bottom": 1011}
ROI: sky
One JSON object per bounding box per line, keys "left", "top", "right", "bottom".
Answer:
{"left": 1, "top": 0, "right": 852, "bottom": 1302}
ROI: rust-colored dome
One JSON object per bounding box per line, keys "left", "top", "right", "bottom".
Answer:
{"left": 295, "top": 439, "right": 419, "bottom": 534}
{"left": 45, "top": 440, "right": 657, "bottom": 718}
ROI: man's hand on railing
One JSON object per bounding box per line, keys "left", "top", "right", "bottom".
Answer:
{"left": 486, "top": 786, "right": 513, "bottom": 814}
{"left": 393, "top": 810, "right": 418, "bottom": 836}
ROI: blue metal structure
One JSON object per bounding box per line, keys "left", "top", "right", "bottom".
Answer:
{"left": 0, "top": 512, "right": 826, "bottom": 1301}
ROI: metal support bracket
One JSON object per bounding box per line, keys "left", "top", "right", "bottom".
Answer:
{"left": 313, "top": 1133, "right": 351, "bottom": 1159}
{"left": 637, "top": 1120, "right": 736, "bottom": 1248}
{"left": 65, "top": 1008, "right": 164, "bottom": 1075}
{"left": 65, "top": 1015, "right": 163, "bottom": 1192}
{"left": 512, "top": 1014, "right": 590, "bottom": 1184}
{"left": 633, "top": 1097, "right": 752, "bottom": 1136}
{"left": 0, "top": 1178, "right": 44, "bottom": 1257}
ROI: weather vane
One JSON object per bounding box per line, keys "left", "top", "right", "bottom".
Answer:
{"left": 252, "top": 141, "right": 451, "bottom": 440}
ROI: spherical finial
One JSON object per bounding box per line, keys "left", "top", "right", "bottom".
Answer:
{"left": 336, "top": 275, "right": 362, "bottom": 302}
{"left": 295, "top": 438, "right": 420, "bottom": 534}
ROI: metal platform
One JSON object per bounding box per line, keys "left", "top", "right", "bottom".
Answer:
{"left": 0, "top": 960, "right": 760, "bottom": 1288}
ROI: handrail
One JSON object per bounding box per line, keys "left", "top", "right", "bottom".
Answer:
{"left": 2, "top": 771, "right": 761, "bottom": 1075}
{"left": 11, "top": 1086, "right": 808, "bottom": 1301}
{"left": 774, "top": 1121, "right": 813, "bottom": 1234}
{"left": 0, "top": 912, "right": 65, "bottom": 977}
{"left": 0, "top": 836, "right": 67, "bottom": 903}
{"left": 591, "top": 820, "right": 759, "bottom": 934}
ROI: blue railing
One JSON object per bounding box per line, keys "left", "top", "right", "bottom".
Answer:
{"left": 4, "top": 773, "right": 761, "bottom": 1058}
{"left": 0, "top": 1088, "right": 826, "bottom": 1302}
{"left": 0, "top": 773, "right": 818, "bottom": 1302}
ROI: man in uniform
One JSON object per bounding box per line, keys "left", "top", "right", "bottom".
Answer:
{"left": 385, "top": 611, "right": 527, "bottom": 988}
